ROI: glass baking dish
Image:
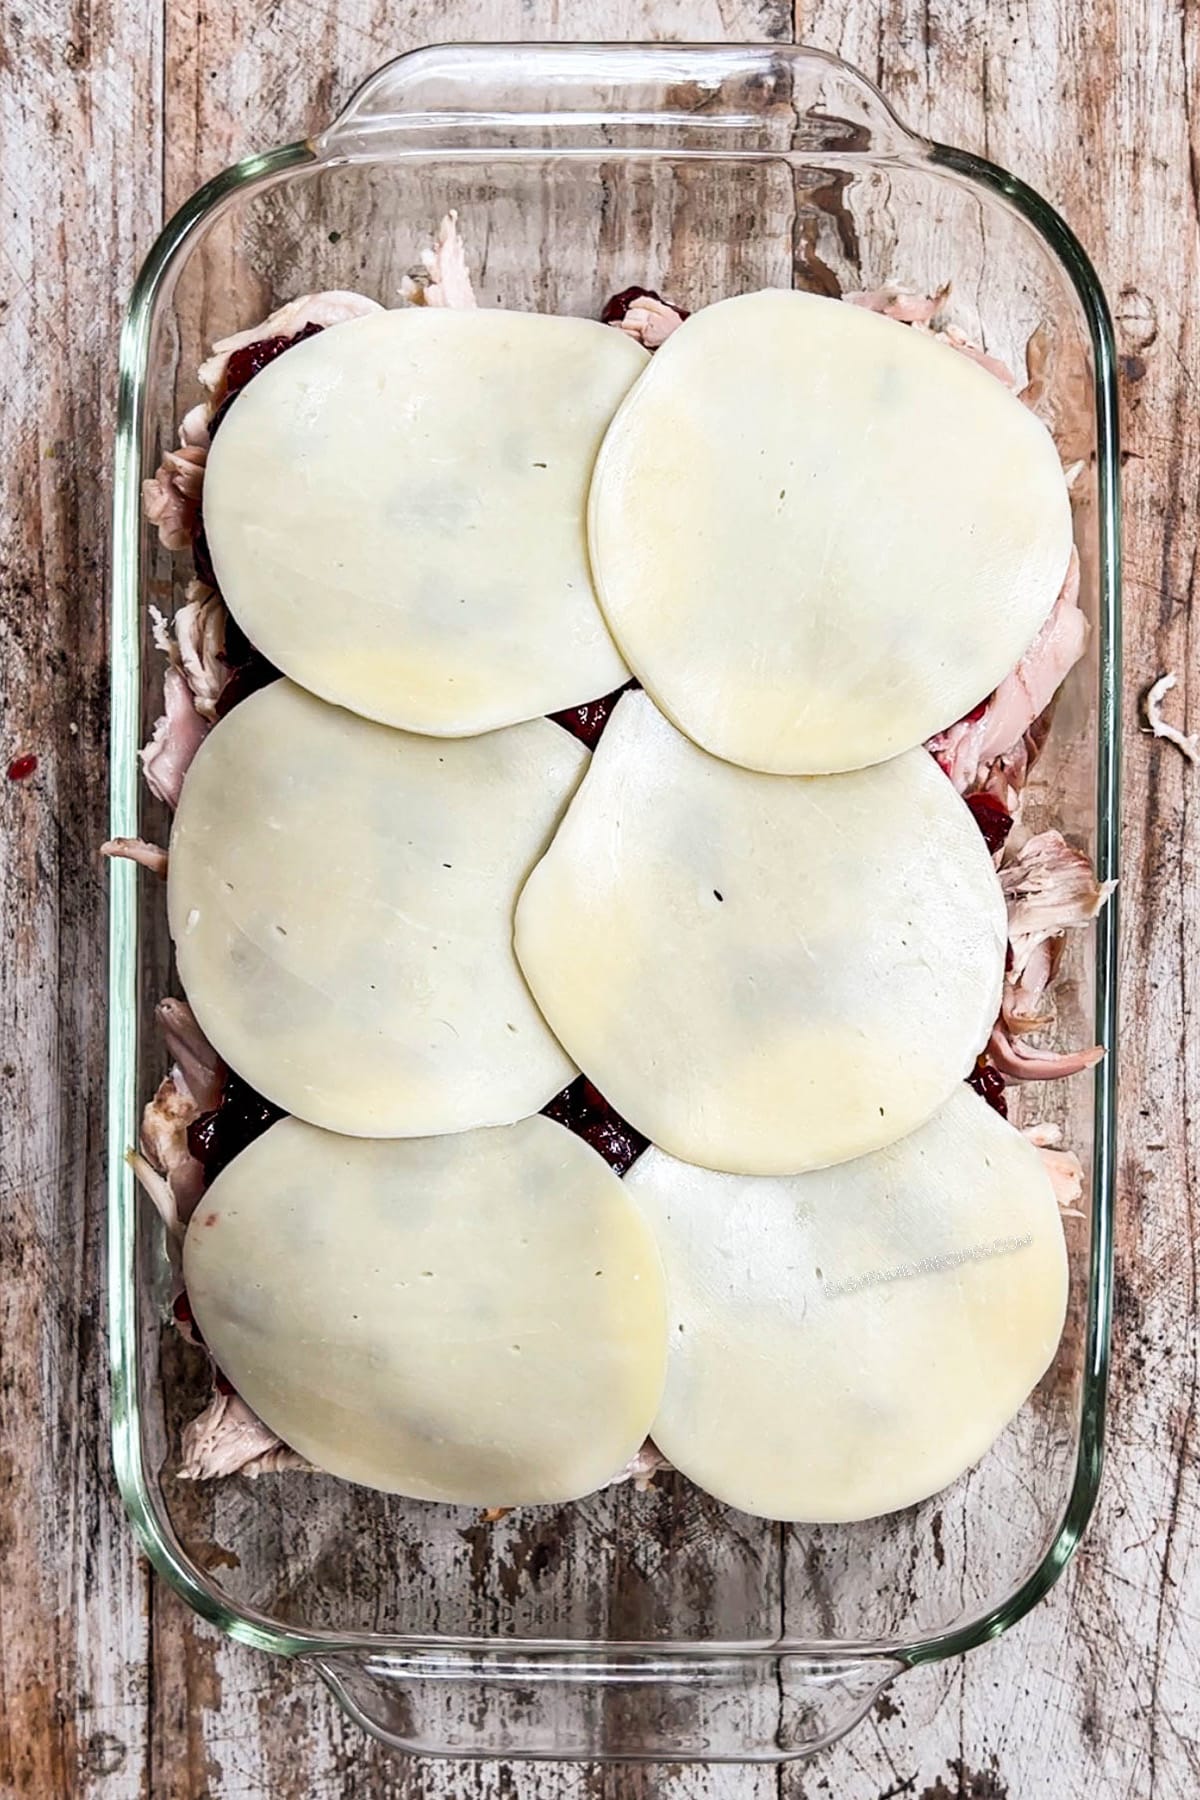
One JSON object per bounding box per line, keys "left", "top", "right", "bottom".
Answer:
{"left": 108, "top": 41, "right": 1121, "bottom": 1763}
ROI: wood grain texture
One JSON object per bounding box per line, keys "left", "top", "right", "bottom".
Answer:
{"left": 0, "top": 2, "right": 161, "bottom": 1796}
{"left": 1, "top": 0, "right": 1195, "bottom": 1792}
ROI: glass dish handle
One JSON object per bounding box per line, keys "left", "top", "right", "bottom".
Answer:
{"left": 310, "top": 1646, "right": 906, "bottom": 1759}
{"left": 313, "top": 42, "right": 923, "bottom": 164}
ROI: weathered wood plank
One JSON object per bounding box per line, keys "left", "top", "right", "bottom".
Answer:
{"left": 0, "top": 1, "right": 164, "bottom": 1795}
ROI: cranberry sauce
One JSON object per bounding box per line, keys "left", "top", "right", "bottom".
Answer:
{"left": 215, "top": 612, "right": 281, "bottom": 718}
{"left": 967, "top": 1056, "right": 1008, "bottom": 1118}
{"left": 542, "top": 1076, "right": 649, "bottom": 1176}
{"left": 172, "top": 1289, "right": 203, "bottom": 1344}
{"left": 965, "top": 791, "right": 1014, "bottom": 856}
{"left": 215, "top": 655, "right": 280, "bottom": 717}
{"left": 187, "top": 1070, "right": 284, "bottom": 1184}
{"left": 222, "top": 320, "right": 324, "bottom": 399}
{"left": 191, "top": 523, "right": 217, "bottom": 589}
{"left": 6, "top": 753, "right": 37, "bottom": 781}
{"left": 600, "top": 286, "right": 690, "bottom": 326}
{"left": 549, "top": 679, "right": 640, "bottom": 750}
{"left": 203, "top": 323, "right": 326, "bottom": 448}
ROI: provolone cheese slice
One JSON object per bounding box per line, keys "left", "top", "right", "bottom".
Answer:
{"left": 514, "top": 691, "right": 1006, "bottom": 1174}
{"left": 168, "top": 679, "right": 586, "bottom": 1136}
{"left": 184, "top": 1114, "right": 668, "bottom": 1503}
{"left": 203, "top": 308, "right": 646, "bottom": 733}
{"left": 625, "top": 1086, "right": 1069, "bottom": 1521}
{"left": 588, "top": 288, "right": 1074, "bottom": 773}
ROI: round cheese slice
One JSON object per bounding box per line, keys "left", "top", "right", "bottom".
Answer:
{"left": 203, "top": 308, "right": 646, "bottom": 734}
{"left": 184, "top": 1114, "right": 668, "bottom": 1504}
{"left": 514, "top": 691, "right": 1006, "bottom": 1175}
{"left": 588, "top": 288, "right": 1074, "bottom": 773}
{"left": 168, "top": 679, "right": 586, "bottom": 1136}
{"left": 625, "top": 1086, "right": 1069, "bottom": 1522}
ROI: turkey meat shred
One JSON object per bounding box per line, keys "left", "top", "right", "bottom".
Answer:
{"left": 140, "top": 665, "right": 209, "bottom": 811}
{"left": 608, "top": 292, "right": 686, "bottom": 349}
{"left": 400, "top": 210, "right": 478, "bottom": 310}
{"left": 178, "top": 1389, "right": 312, "bottom": 1482}
{"left": 128, "top": 998, "right": 224, "bottom": 1238}
{"left": 153, "top": 585, "right": 229, "bottom": 721}
{"left": 844, "top": 284, "right": 1019, "bottom": 387}
{"left": 990, "top": 830, "right": 1113, "bottom": 1082}
{"left": 101, "top": 836, "right": 167, "bottom": 877}
{"left": 926, "top": 550, "right": 1086, "bottom": 800}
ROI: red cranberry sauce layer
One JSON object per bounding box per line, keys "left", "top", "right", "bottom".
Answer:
{"left": 215, "top": 613, "right": 281, "bottom": 718}
{"left": 965, "top": 791, "right": 1014, "bottom": 856}
{"left": 967, "top": 1056, "right": 1008, "bottom": 1118}
{"left": 542, "top": 1076, "right": 649, "bottom": 1176}
{"left": 221, "top": 321, "right": 325, "bottom": 401}
{"left": 187, "top": 1070, "right": 285, "bottom": 1183}
{"left": 186, "top": 1070, "right": 645, "bottom": 1192}
{"left": 549, "top": 680, "right": 640, "bottom": 750}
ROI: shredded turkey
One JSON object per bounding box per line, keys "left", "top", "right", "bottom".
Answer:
{"left": 152, "top": 583, "right": 230, "bottom": 716}
{"left": 176, "top": 591, "right": 228, "bottom": 720}
{"left": 608, "top": 1439, "right": 673, "bottom": 1492}
{"left": 969, "top": 710, "right": 1054, "bottom": 818}
{"left": 153, "top": 584, "right": 230, "bottom": 721}
{"left": 844, "top": 286, "right": 946, "bottom": 325}
{"left": 237, "top": 1440, "right": 316, "bottom": 1478}
{"left": 198, "top": 289, "right": 382, "bottom": 396}
{"left": 844, "top": 284, "right": 1018, "bottom": 386}
{"left": 140, "top": 665, "right": 209, "bottom": 809}
{"left": 1143, "top": 671, "right": 1199, "bottom": 764}
{"left": 157, "top": 996, "right": 224, "bottom": 1112}
{"left": 178, "top": 1389, "right": 311, "bottom": 1481}
{"left": 142, "top": 444, "right": 207, "bottom": 551}
{"left": 1019, "top": 322, "right": 1052, "bottom": 411}
{"left": 1022, "top": 1123, "right": 1086, "bottom": 1213}
{"left": 937, "top": 324, "right": 1019, "bottom": 388}
{"left": 926, "top": 549, "right": 1086, "bottom": 798}
{"left": 990, "top": 829, "right": 1113, "bottom": 1081}
{"left": 130, "top": 998, "right": 226, "bottom": 1236}
{"left": 179, "top": 402, "right": 211, "bottom": 451}
{"left": 1001, "top": 828, "right": 1115, "bottom": 953}
{"left": 1040, "top": 1146, "right": 1086, "bottom": 1211}
{"left": 143, "top": 387, "right": 212, "bottom": 551}
{"left": 1002, "top": 933, "right": 1062, "bottom": 1035}
{"left": 137, "top": 1075, "right": 207, "bottom": 1232}
{"left": 400, "top": 211, "right": 478, "bottom": 310}
{"left": 101, "top": 836, "right": 168, "bottom": 878}
{"left": 610, "top": 294, "right": 686, "bottom": 350}
{"left": 986, "top": 1024, "right": 1104, "bottom": 1084}
{"left": 127, "top": 1150, "right": 182, "bottom": 1240}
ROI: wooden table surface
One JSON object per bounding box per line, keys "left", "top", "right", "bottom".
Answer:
{"left": 1, "top": 0, "right": 1195, "bottom": 1793}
